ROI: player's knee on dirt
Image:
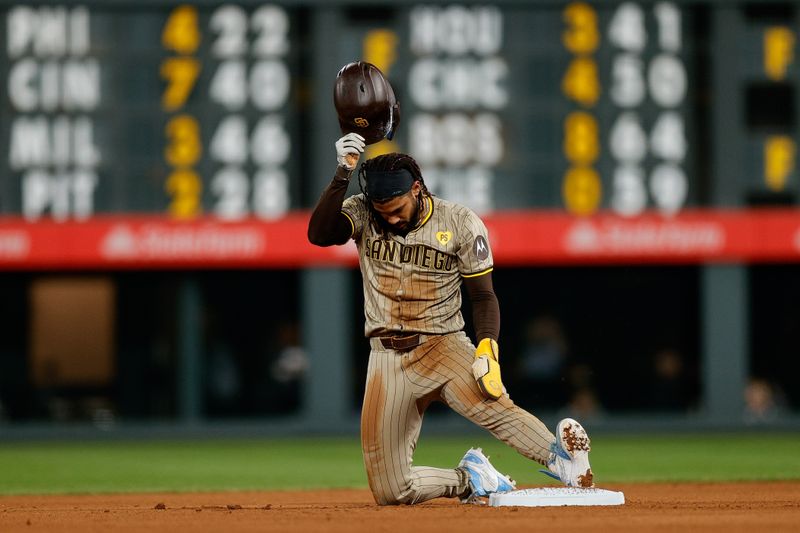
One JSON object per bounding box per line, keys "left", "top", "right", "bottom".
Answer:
{"left": 370, "top": 481, "right": 416, "bottom": 506}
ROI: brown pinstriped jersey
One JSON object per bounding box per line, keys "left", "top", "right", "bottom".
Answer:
{"left": 342, "top": 194, "right": 494, "bottom": 337}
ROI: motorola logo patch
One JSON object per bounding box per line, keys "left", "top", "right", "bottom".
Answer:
{"left": 473, "top": 235, "right": 489, "bottom": 260}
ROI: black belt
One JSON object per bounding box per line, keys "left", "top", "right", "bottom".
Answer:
{"left": 378, "top": 334, "right": 426, "bottom": 351}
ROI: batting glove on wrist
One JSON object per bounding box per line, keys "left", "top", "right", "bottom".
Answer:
{"left": 335, "top": 133, "right": 365, "bottom": 170}
{"left": 472, "top": 338, "right": 506, "bottom": 401}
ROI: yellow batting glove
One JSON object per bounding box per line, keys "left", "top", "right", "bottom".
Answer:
{"left": 472, "top": 338, "right": 505, "bottom": 400}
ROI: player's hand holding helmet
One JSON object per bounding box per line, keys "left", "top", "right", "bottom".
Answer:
{"left": 335, "top": 132, "right": 365, "bottom": 171}
{"left": 472, "top": 338, "right": 505, "bottom": 400}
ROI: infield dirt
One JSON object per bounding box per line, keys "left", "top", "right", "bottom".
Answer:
{"left": 1, "top": 481, "right": 798, "bottom": 532}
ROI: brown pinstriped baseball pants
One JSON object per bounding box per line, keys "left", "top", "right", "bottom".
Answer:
{"left": 361, "top": 331, "right": 556, "bottom": 505}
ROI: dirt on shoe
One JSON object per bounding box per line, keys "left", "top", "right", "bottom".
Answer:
{"left": 561, "top": 421, "right": 591, "bottom": 453}
{"left": 578, "top": 468, "right": 594, "bottom": 488}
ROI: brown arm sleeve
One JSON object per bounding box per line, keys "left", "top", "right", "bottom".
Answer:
{"left": 307, "top": 166, "right": 355, "bottom": 247}
{"left": 463, "top": 272, "right": 500, "bottom": 342}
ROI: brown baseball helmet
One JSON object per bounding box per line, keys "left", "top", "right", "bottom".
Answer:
{"left": 334, "top": 61, "right": 400, "bottom": 145}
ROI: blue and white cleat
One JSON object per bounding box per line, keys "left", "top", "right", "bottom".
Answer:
{"left": 459, "top": 447, "right": 516, "bottom": 503}
{"left": 541, "top": 418, "right": 594, "bottom": 488}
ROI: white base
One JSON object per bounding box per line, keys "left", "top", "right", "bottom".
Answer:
{"left": 489, "top": 487, "right": 625, "bottom": 507}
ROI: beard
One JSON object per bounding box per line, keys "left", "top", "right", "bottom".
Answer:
{"left": 378, "top": 195, "right": 421, "bottom": 236}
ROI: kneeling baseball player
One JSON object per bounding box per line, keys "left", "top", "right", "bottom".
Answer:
{"left": 307, "top": 62, "right": 594, "bottom": 505}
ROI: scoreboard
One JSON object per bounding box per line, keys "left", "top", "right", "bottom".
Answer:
{"left": 1, "top": 3, "right": 300, "bottom": 220}
{"left": 0, "top": 1, "right": 799, "bottom": 268}
{"left": 0, "top": 0, "right": 697, "bottom": 218}
{"left": 397, "top": 2, "right": 695, "bottom": 214}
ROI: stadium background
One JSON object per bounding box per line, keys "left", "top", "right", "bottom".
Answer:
{"left": 0, "top": 0, "right": 799, "bottom": 444}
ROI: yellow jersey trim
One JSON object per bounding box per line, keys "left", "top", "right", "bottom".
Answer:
{"left": 462, "top": 267, "right": 494, "bottom": 278}
{"left": 341, "top": 212, "right": 355, "bottom": 237}
{"left": 409, "top": 196, "right": 434, "bottom": 234}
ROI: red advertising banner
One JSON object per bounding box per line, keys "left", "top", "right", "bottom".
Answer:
{"left": 484, "top": 209, "right": 800, "bottom": 265}
{"left": 1, "top": 209, "right": 799, "bottom": 270}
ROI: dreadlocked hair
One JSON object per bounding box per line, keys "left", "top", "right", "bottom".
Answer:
{"left": 357, "top": 152, "right": 431, "bottom": 236}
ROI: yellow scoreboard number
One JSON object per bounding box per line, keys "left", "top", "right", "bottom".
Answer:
{"left": 562, "top": 2, "right": 602, "bottom": 216}
{"left": 763, "top": 26, "right": 796, "bottom": 192}
{"left": 161, "top": 5, "right": 203, "bottom": 219}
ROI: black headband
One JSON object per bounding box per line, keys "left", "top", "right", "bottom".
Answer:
{"left": 365, "top": 169, "right": 415, "bottom": 201}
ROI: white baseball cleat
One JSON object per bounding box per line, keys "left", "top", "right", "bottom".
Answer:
{"left": 541, "top": 418, "right": 594, "bottom": 488}
{"left": 459, "top": 447, "right": 516, "bottom": 503}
